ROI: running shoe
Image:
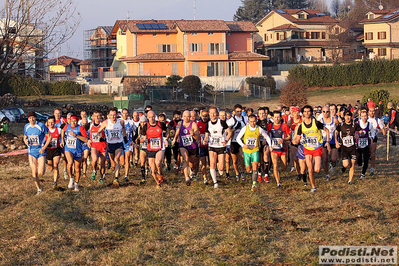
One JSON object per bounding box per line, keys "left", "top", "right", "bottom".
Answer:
{"left": 304, "top": 182, "right": 308, "bottom": 186}
{"left": 360, "top": 174, "right": 365, "bottom": 180}
{"left": 310, "top": 187, "right": 317, "bottom": 193}
{"left": 370, "top": 168, "right": 375, "bottom": 176}
{"left": 156, "top": 184, "right": 162, "bottom": 189}
{"left": 74, "top": 182, "right": 79, "bottom": 192}
{"left": 264, "top": 174, "right": 269, "bottom": 183}
{"left": 140, "top": 178, "right": 146, "bottom": 184}
{"left": 325, "top": 174, "right": 330, "bottom": 181}
{"left": 348, "top": 181, "right": 352, "bottom": 185}
{"left": 341, "top": 167, "right": 346, "bottom": 173}
{"left": 235, "top": 175, "right": 240, "bottom": 182}
{"left": 296, "top": 175, "right": 301, "bottom": 181}
{"left": 213, "top": 182, "right": 219, "bottom": 189}
{"left": 68, "top": 178, "right": 74, "bottom": 189}
{"left": 241, "top": 172, "right": 246, "bottom": 181}
{"left": 53, "top": 182, "right": 57, "bottom": 189}
{"left": 113, "top": 179, "right": 119, "bottom": 187}
{"left": 290, "top": 166, "right": 295, "bottom": 172}
{"left": 82, "top": 173, "right": 87, "bottom": 179}
{"left": 225, "top": 173, "right": 230, "bottom": 180}
{"left": 329, "top": 163, "right": 335, "bottom": 173}
{"left": 186, "top": 179, "right": 191, "bottom": 186}
{"left": 204, "top": 178, "right": 209, "bottom": 185}
{"left": 277, "top": 183, "right": 283, "bottom": 189}
{"left": 251, "top": 184, "right": 257, "bottom": 192}
{"left": 90, "top": 170, "right": 96, "bottom": 180}
{"left": 124, "top": 176, "right": 129, "bottom": 182}
{"left": 158, "top": 174, "right": 164, "bottom": 184}
{"left": 63, "top": 170, "right": 68, "bottom": 180}
{"left": 130, "top": 160, "right": 134, "bottom": 167}
{"left": 36, "top": 188, "right": 43, "bottom": 195}
{"left": 99, "top": 178, "right": 105, "bottom": 184}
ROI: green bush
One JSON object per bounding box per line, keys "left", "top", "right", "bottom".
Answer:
{"left": 0, "top": 74, "right": 81, "bottom": 96}
{"left": 289, "top": 59, "right": 399, "bottom": 87}
{"left": 246, "top": 74, "right": 277, "bottom": 94}
{"left": 180, "top": 75, "right": 201, "bottom": 96}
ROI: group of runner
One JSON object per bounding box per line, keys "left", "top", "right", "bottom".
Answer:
{"left": 23, "top": 102, "right": 387, "bottom": 194}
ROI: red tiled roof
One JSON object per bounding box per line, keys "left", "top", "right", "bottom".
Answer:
{"left": 228, "top": 51, "right": 269, "bottom": 60}
{"left": 360, "top": 9, "right": 399, "bottom": 23}
{"left": 258, "top": 9, "right": 338, "bottom": 25}
{"left": 268, "top": 24, "right": 300, "bottom": 31}
{"left": 363, "top": 42, "right": 399, "bottom": 47}
{"left": 47, "top": 56, "right": 82, "bottom": 66}
{"left": 126, "top": 20, "right": 177, "bottom": 33}
{"left": 175, "top": 20, "right": 230, "bottom": 32}
{"left": 111, "top": 20, "right": 128, "bottom": 35}
{"left": 225, "top": 21, "right": 258, "bottom": 32}
{"left": 121, "top": 53, "right": 185, "bottom": 61}
{"left": 78, "top": 60, "right": 92, "bottom": 65}
{"left": 254, "top": 41, "right": 265, "bottom": 49}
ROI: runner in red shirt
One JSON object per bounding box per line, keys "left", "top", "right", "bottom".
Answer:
{"left": 87, "top": 111, "right": 107, "bottom": 183}
{"left": 46, "top": 116, "right": 62, "bottom": 188}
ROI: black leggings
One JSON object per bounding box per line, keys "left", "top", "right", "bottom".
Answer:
{"left": 356, "top": 146, "right": 370, "bottom": 175}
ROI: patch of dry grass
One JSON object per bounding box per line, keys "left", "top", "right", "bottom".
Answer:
{"left": 1, "top": 143, "right": 398, "bottom": 265}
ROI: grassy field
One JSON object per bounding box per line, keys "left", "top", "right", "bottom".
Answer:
{"left": 2, "top": 83, "right": 398, "bottom": 264}
{"left": 0, "top": 143, "right": 398, "bottom": 265}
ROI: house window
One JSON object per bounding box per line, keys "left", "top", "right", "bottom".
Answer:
{"left": 365, "top": 32, "right": 373, "bottom": 40}
{"left": 378, "top": 48, "right": 387, "bottom": 56}
{"left": 192, "top": 32, "right": 198, "bottom": 35}
{"left": 227, "top": 62, "right": 237, "bottom": 76}
{"left": 192, "top": 62, "right": 200, "bottom": 76}
{"left": 208, "top": 32, "right": 214, "bottom": 35}
{"left": 276, "top": 33, "right": 279, "bottom": 40}
{"left": 172, "top": 63, "right": 178, "bottom": 75}
{"left": 369, "top": 14, "right": 374, "bottom": 19}
{"left": 299, "top": 32, "right": 305, "bottom": 39}
{"left": 305, "top": 32, "right": 310, "bottom": 39}
{"left": 190, "top": 43, "right": 202, "bottom": 52}
{"left": 298, "top": 13, "right": 306, "bottom": 19}
{"left": 322, "top": 32, "right": 326, "bottom": 39}
{"left": 207, "top": 62, "right": 220, "bottom": 76}
{"left": 208, "top": 43, "right": 223, "bottom": 54}
{"left": 162, "top": 44, "right": 171, "bottom": 52}
{"left": 311, "top": 32, "right": 320, "bottom": 39}
{"left": 264, "top": 34, "right": 268, "bottom": 41}
{"left": 378, "top": 31, "right": 386, "bottom": 40}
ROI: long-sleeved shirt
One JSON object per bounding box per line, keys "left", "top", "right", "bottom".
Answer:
{"left": 236, "top": 125, "right": 271, "bottom": 149}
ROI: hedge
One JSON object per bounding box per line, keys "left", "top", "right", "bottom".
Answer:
{"left": 0, "top": 74, "right": 81, "bottom": 96}
{"left": 246, "top": 74, "right": 277, "bottom": 94}
{"left": 289, "top": 59, "right": 399, "bottom": 87}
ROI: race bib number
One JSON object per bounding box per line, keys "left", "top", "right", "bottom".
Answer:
{"left": 66, "top": 136, "right": 77, "bottom": 149}
{"left": 140, "top": 140, "right": 148, "bottom": 149}
{"left": 150, "top": 138, "right": 161, "bottom": 149}
{"left": 272, "top": 138, "right": 283, "bottom": 149}
{"left": 358, "top": 138, "right": 368, "bottom": 148}
{"left": 305, "top": 136, "right": 319, "bottom": 148}
{"left": 246, "top": 137, "right": 257, "bottom": 148}
{"left": 210, "top": 136, "right": 223, "bottom": 146}
{"left": 342, "top": 136, "right": 354, "bottom": 147}
{"left": 28, "top": 135, "right": 40, "bottom": 146}
{"left": 50, "top": 138, "right": 58, "bottom": 148}
{"left": 181, "top": 135, "right": 193, "bottom": 147}
{"left": 110, "top": 130, "right": 120, "bottom": 141}
{"left": 91, "top": 132, "right": 100, "bottom": 142}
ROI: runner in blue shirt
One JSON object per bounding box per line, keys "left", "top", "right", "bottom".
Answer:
{"left": 23, "top": 111, "right": 52, "bottom": 194}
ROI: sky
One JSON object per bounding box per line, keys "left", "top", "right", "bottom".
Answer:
{"left": 59, "top": 0, "right": 243, "bottom": 59}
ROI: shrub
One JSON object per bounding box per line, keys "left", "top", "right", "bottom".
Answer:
{"left": 279, "top": 77, "right": 307, "bottom": 106}
{"left": 180, "top": 75, "right": 201, "bottom": 96}
{"left": 289, "top": 59, "right": 399, "bottom": 88}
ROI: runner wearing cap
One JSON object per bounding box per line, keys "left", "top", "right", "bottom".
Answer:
{"left": 24, "top": 111, "right": 52, "bottom": 194}
{"left": 135, "top": 115, "right": 149, "bottom": 183}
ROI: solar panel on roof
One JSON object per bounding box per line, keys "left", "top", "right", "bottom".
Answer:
{"left": 158, "top": 23, "right": 167, "bottom": 29}
{"left": 383, "top": 14, "right": 394, "bottom": 18}
{"left": 315, "top": 13, "right": 326, "bottom": 16}
{"left": 276, "top": 9, "right": 286, "bottom": 14}
{"left": 136, "top": 23, "right": 145, "bottom": 29}
{"left": 143, "top": 24, "right": 152, "bottom": 29}
{"left": 150, "top": 23, "right": 160, "bottom": 29}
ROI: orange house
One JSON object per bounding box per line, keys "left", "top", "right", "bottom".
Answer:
{"left": 110, "top": 19, "right": 268, "bottom": 78}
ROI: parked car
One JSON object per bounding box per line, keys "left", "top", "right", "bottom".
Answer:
{"left": 0, "top": 109, "right": 16, "bottom": 122}
{"left": 34, "top": 112, "right": 50, "bottom": 123}
{"left": 3, "top": 107, "right": 25, "bottom": 122}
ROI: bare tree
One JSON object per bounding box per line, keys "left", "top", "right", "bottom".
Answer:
{"left": 331, "top": 0, "right": 341, "bottom": 17}
{"left": 0, "top": 0, "right": 80, "bottom": 82}
{"left": 204, "top": 80, "right": 226, "bottom": 106}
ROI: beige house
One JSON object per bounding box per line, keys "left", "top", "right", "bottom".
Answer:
{"left": 360, "top": 9, "right": 399, "bottom": 59}
{"left": 256, "top": 9, "right": 343, "bottom": 62}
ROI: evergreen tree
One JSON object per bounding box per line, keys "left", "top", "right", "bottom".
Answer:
{"left": 233, "top": 0, "right": 272, "bottom": 23}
